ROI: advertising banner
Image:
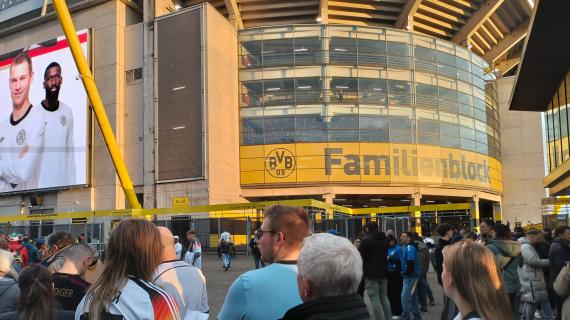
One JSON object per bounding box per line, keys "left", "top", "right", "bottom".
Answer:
{"left": 240, "top": 142, "right": 503, "bottom": 194}
{"left": 0, "top": 30, "right": 89, "bottom": 193}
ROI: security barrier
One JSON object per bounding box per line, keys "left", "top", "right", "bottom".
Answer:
{"left": 0, "top": 199, "right": 471, "bottom": 252}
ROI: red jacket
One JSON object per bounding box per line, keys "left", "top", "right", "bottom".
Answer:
{"left": 8, "top": 241, "right": 29, "bottom": 266}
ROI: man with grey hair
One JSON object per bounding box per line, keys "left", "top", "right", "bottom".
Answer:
{"left": 282, "top": 233, "right": 369, "bottom": 319}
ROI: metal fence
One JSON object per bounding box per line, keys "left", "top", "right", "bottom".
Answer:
{"left": 0, "top": 200, "right": 472, "bottom": 254}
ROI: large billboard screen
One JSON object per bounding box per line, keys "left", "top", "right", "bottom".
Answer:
{"left": 0, "top": 30, "right": 89, "bottom": 193}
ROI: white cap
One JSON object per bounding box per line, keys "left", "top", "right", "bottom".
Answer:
{"left": 173, "top": 235, "right": 179, "bottom": 240}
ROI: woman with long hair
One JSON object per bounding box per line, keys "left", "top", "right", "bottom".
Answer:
{"left": 442, "top": 240, "right": 511, "bottom": 320}
{"left": 0, "top": 264, "right": 74, "bottom": 320}
{"left": 76, "top": 218, "right": 181, "bottom": 320}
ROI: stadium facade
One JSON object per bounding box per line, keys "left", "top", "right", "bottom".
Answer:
{"left": 0, "top": 0, "right": 547, "bottom": 239}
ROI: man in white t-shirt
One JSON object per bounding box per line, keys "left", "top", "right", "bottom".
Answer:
{"left": 155, "top": 227, "right": 209, "bottom": 317}
{"left": 0, "top": 52, "right": 46, "bottom": 192}
{"left": 174, "top": 235, "right": 183, "bottom": 260}
{"left": 37, "top": 62, "right": 75, "bottom": 188}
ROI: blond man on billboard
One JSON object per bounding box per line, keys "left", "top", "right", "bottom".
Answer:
{"left": 38, "top": 62, "right": 75, "bottom": 188}
{"left": 0, "top": 51, "right": 47, "bottom": 192}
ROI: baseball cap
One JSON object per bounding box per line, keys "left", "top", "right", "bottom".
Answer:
{"left": 173, "top": 235, "right": 179, "bottom": 240}
{"left": 36, "top": 238, "right": 46, "bottom": 245}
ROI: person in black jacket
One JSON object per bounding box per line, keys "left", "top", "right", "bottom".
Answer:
{"left": 282, "top": 233, "right": 369, "bottom": 320}
{"left": 359, "top": 221, "right": 391, "bottom": 320}
{"left": 434, "top": 223, "right": 458, "bottom": 320}
{"left": 549, "top": 226, "right": 570, "bottom": 320}
{"left": 249, "top": 230, "right": 264, "bottom": 269}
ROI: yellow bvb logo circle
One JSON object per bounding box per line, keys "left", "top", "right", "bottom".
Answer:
{"left": 265, "top": 148, "right": 296, "bottom": 178}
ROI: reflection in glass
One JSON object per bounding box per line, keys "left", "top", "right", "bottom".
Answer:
{"left": 237, "top": 25, "right": 499, "bottom": 160}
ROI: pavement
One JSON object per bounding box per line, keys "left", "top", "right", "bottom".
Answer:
{"left": 202, "top": 252, "right": 445, "bottom": 320}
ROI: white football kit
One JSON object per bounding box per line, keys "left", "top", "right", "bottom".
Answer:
{"left": 38, "top": 101, "right": 76, "bottom": 188}
{"left": 0, "top": 105, "right": 47, "bottom": 192}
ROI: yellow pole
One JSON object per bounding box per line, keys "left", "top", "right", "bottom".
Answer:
{"left": 52, "top": 0, "right": 142, "bottom": 210}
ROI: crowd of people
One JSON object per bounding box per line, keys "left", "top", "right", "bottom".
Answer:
{"left": 0, "top": 207, "right": 568, "bottom": 320}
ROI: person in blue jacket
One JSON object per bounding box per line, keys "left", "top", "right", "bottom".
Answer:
{"left": 387, "top": 234, "right": 403, "bottom": 318}
{"left": 400, "top": 231, "right": 421, "bottom": 320}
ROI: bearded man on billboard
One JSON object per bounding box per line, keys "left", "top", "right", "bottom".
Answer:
{"left": 38, "top": 62, "right": 75, "bottom": 188}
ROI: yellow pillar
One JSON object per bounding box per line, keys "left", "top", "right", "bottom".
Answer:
{"left": 412, "top": 193, "right": 422, "bottom": 235}
{"left": 471, "top": 195, "right": 480, "bottom": 233}
{"left": 52, "top": 0, "right": 142, "bottom": 211}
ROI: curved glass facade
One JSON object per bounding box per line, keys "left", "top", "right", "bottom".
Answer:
{"left": 239, "top": 25, "right": 500, "bottom": 160}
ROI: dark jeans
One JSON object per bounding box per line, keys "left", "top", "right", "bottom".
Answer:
{"left": 253, "top": 254, "right": 264, "bottom": 269}
{"left": 508, "top": 292, "right": 521, "bottom": 320}
{"left": 387, "top": 270, "right": 403, "bottom": 316}
{"left": 418, "top": 273, "right": 434, "bottom": 307}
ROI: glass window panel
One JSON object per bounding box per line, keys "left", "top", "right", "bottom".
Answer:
{"left": 554, "top": 107, "right": 562, "bottom": 167}
{"left": 461, "top": 138, "right": 476, "bottom": 151}
{"left": 263, "top": 79, "right": 294, "bottom": 106}
{"left": 240, "top": 118, "right": 264, "bottom": 144}
{"left": 389, "top": 80, "right": 412, "bottom": 106}
{"left": 330, "top": 37, "right": 357, "bottom": 65}
{"left": 458, "top": 104, "right": 472, "bottom": 117}
{"left": 359, "top": 78, "right": 388, "bottom": 105}
{"left": 264, "top": 116, "right": 295, "bottom": 143}
{"left": 460, "top": 126, "right": 475, "bottom": 140}
{"left": 561, "top": 105, "right": 569, "bottom": 162}
{"left": 476, "top": 142, "right": 488, "bottom": 155}
{"left": 360, "top": 116, "right": 389, "bottom": 142}
{"left": 389, "top": 117, "right": 414, "bottom": 143}
{"left": 262, "top": 39, "right": 293, "bottom": 68}
{"left": 296, "top": 114, "right": 325, "bottom": 130}
{"left": 329, "top": 130, "right": 359, "bottom": 142}
{"left": 388, "top": 42, "right": 412, "bottom": 68}
{"left": 414, "top": 46, "right": 436, "bottom": 71}
{"left": 418, "top": 119, "right": 440, "bottom": 145}
{"left": 294, "top": 37, "right": 322, "bottom": 66}
{"left": 358, "top": 39, "right": 387, "bottom": 66}
{"left": 416, "top": 83, "right": 438, "bottom": 109}
{"left": 241, "top": 81, "right": 263, "bottom": 106}
{"left": 295, "top": 77, "right": 322, "bottom": 104}
{"left": 476, "top": 130, "right": 488, "bottom": 144}
{"left": 331, "top": 78, "right": 358, "bottom": 104}
{"left": 296, "top": 130, "right": 327, "bottom": 142}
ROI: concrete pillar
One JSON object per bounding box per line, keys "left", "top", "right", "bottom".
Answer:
{"left": 322, "top": 193, "right": 335, "bottom": 204}
{"left": 411, "top": 193, "right": 422, "bottom": 235}
{"left": 470, "top": 195, "right": 480, "bottom": 233}
{"left": 493, "top": 203, "right": 502, "bottom": 224}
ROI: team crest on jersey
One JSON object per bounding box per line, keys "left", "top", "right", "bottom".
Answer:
{"left": 60, "top": 115, "right": 67, "bottom": 127}
{"left": 16, "top": 129, "right": 25, "bottom": 146}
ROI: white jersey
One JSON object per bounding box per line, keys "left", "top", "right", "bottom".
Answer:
{"left": 38, "top": 101, "right": 76, "bottom": 188}
{"left": 0, "top": 105, "right": 46, "bottom": 192}
{"left": 76, "top": 276, "right": 182, "bottom": 320}
{"left": 154, "top": 260, "right": 209, "bottom": 314}
{"left": 175, "top": 242, "right": 183, "bottom": 260}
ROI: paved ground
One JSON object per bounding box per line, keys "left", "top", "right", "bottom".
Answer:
{"left": 202, "top": 253, "right": 445, "bottom": 319}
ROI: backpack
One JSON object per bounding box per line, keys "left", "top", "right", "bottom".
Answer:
{"left": 415, "top": 241, "right": 429, "bottom": 274}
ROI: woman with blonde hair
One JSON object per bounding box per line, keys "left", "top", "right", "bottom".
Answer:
{"left": 442, "top": 240, "right": 511, "bottom": 320}
{"left": 76, "top": 218, "right": 181, "bottom": 320}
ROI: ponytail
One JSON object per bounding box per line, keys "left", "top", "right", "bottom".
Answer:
{"left": 17, "top": 265, "right": 58, "bottom": 320}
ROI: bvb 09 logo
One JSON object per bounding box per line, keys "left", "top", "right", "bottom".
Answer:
{"left": 265, "top": 148, "right": 296, "bottom": 178}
